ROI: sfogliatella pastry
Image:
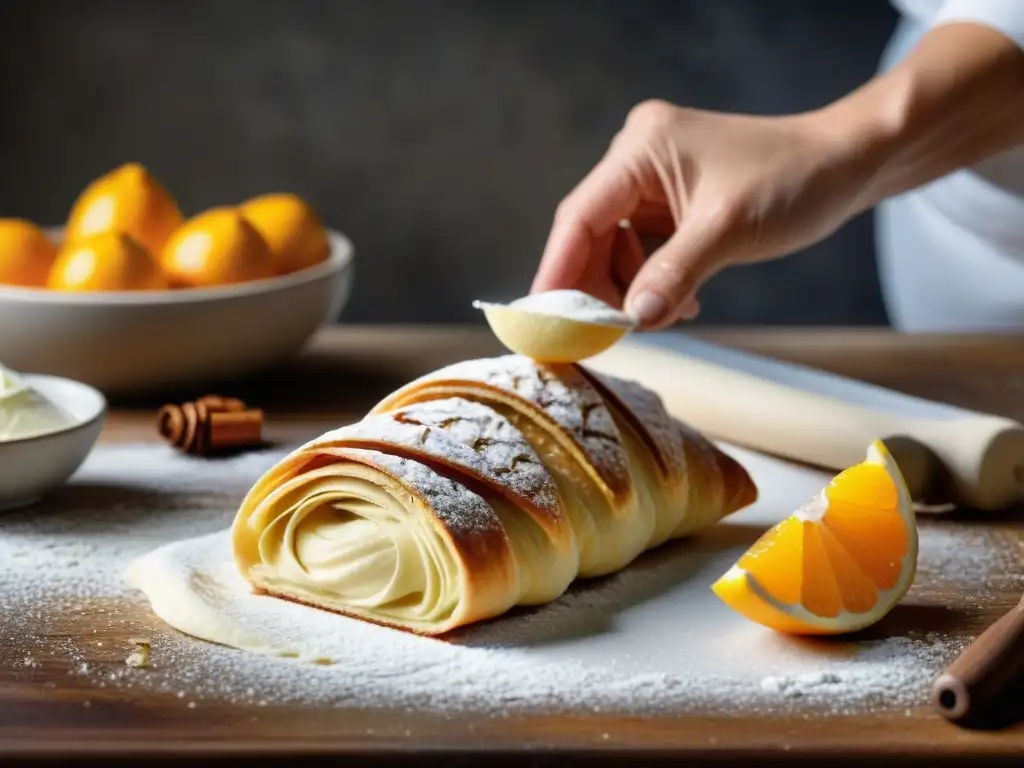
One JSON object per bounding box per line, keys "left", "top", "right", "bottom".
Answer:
{"left": 231, "top": 355, "right": 757, "bottom": 635}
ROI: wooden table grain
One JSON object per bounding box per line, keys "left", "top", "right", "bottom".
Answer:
{"left": 3, "top": 326, "right": 1023, "bottom": 766}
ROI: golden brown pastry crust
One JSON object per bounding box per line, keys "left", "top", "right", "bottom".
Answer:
{"left": 231, "top": 354, "right": 757, "bottom": 635}
{"left": 373, "top": 356, "right": 635, "bottom": 506}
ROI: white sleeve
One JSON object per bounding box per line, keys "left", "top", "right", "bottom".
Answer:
{"left": 933, "top": 0, "right": 1024, "bottom": 50}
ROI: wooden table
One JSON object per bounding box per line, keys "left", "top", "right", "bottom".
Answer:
{"left": 3, "top": 326, "right": 1023, "bottom": 766}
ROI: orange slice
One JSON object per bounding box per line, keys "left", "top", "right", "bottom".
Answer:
{"left": 239, "top": 193, "right": 330, "bottom": 275}
{"left": 711, "top": 440, "right": 917, "bottom": 635}
{"left": 65, "top": 163, "right": 183, "bottom": 256}
{"left": 48, "top": 232, "right": 168, "bottom": 292}
{"left": 0, "top": 218, "right": 59, "bottom": 287}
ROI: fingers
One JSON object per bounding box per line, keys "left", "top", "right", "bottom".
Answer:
{"left": 629, "top": 205, "right": 677, "bottom": 240}
{"left": 610, "top": 220, "right": 646, "bottom": 298}
{"left": 624, "top": 216, "right": 732, "bottom": 329}
{"left": 679, "top": 295, "right": 701, "bottom": 321}
{"left": 531, "top": 118, "right": 727, "bottom": 329}
{"left": 531, "top": 157, "right": 640, "bottom": 295}
{"left": 569, "top": 227, "right": 625, "bottom": 308}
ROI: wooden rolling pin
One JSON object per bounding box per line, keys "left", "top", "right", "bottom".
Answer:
{"left": 587, "top": 338, "right": 1024, "bottom": 511}
{"left": 932, "top": 595, "right": 1024, "bottom": 726}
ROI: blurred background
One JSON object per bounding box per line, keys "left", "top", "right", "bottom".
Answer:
{"left": 0, "top": 0, "right": 899, "bottom": 326}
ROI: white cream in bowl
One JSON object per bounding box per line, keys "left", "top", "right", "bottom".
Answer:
{"left": 0, "top": 362, "right": 106, "bottom": 511}
{"left": 0, "top": 362, "right": 77, "bottom": 442}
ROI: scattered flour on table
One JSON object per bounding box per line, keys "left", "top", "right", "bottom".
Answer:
{"left": 0, "top": 443, "right": 1006, "bottom": 716}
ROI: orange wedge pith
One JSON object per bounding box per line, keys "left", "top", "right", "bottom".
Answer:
{"left": 712, "top": 440, "right": 917, "bottom": 635}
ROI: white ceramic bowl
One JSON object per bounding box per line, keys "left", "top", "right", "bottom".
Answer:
{"left": 0, "top": 229, "right": 354, "bottom": 395}
{"left": 0, "top": 374, "right": 106, "bottom": 511}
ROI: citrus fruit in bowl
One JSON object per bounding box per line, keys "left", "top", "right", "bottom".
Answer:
{"left": 161, "top": 207, "right": 276, "bottom": 287}
{"left": 240, "top": 193, "right": 331, "bottom": 275}
{"left": 65, "top": 162, "right": 183, "bottom": 257}
{"left": 0, "top": 164, "right": 355, "bottom": 395}
{"left": 48, "top": 232, "right": 169, "bottom": 292}
{"left": 0, "top": 219, "right": 60, "bottom": 287}
{"left": 0, "top": 225, "right": 352, "bottom": 395}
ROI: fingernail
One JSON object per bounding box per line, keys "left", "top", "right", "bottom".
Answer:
{"left": 628, "top": 291, "right": 668, "bottom": 327}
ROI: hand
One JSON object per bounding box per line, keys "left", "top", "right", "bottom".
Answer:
{"left": 533, "top": 19, "right": 1024, "bottom": 331}
{"left": 531, "top": 99, "right": 880, "bottom": 329}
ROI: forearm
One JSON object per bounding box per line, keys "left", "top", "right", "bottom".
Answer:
{"left": 818, "top": 21, "right": 1024, "bottom": 209}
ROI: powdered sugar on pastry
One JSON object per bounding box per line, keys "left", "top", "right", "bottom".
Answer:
{"left": 580, "top": 368, "right": 688, "bottom": 485}
{"left": 322, "top": 398, "right": 564, "bottom": 532}
{"left": 376, "top": 355, "right": 632, "bottom": 502}
{"left": 334, "top": 447, "right": 504, "bottom": 541}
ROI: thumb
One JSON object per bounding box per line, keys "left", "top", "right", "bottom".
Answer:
{"left": 624, "top": 217, "right": 732, "bottom": 329}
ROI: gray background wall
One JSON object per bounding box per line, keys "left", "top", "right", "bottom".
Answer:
{"left": 0, "top": 0, "right": 898, "bottom": 325}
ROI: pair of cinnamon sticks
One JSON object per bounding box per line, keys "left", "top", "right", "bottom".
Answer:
{"left": 157, "top": 395, "right": 264, "bottom": 456}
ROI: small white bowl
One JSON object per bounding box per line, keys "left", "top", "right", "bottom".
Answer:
{"left": 0, "top": 374, "right": 106, "bottom": 511}
{"left": 0, "top": 229, "right": 354, "bottom": 396}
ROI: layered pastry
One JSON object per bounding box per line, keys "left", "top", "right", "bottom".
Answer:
{"left": 231, "top": 355, "right": 757, "bottom": 635}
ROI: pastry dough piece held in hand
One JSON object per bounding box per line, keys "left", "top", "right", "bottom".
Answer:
{"left": 231, "top": 356, "right": 757, "bottom": 635}
{"left": 474, "top": 290, "right": 637, "bottom": 363}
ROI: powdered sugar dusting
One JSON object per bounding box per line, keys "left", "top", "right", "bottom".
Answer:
{"left": 501, "top": 290, "right": 636, "bottom": 328}
{"left": 756, "top": 637, "right": 969, "bottom": 710}
{"left": 1, "top": 443, "right": 1011, "bottom": 718}
{"left": 582, "top": 368, "right": 688, "bottom": 485}
{"left": 328, "top": 447, "right": 503, "bottom": 540}
{"left": 387, "top": 355, "right": 632, "bottom": 499}
{"left": 0, "top": 445, "right": 281, "bottom": 602}
{"left": 330, "top": 398, "right": 560, "bottom": 519}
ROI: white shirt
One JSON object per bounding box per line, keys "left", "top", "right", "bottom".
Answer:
{"left": 893, "top": 0, "right": 1024, "bottom": 46}
{"left": 889, "top": 0, "right": 1024, "bottom": 197}
{"left": 875, "top": 0, "right": 1024, "bottom": 331}
{"left": 888, "top": 2, "right": 1024, "bottom": 198}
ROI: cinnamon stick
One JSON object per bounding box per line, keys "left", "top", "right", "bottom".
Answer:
{"left": 157, "top": 394, "right": 263, "bottom": 456}
{"left": 932, "top": 594, "right": 1024, "bottom": 727}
